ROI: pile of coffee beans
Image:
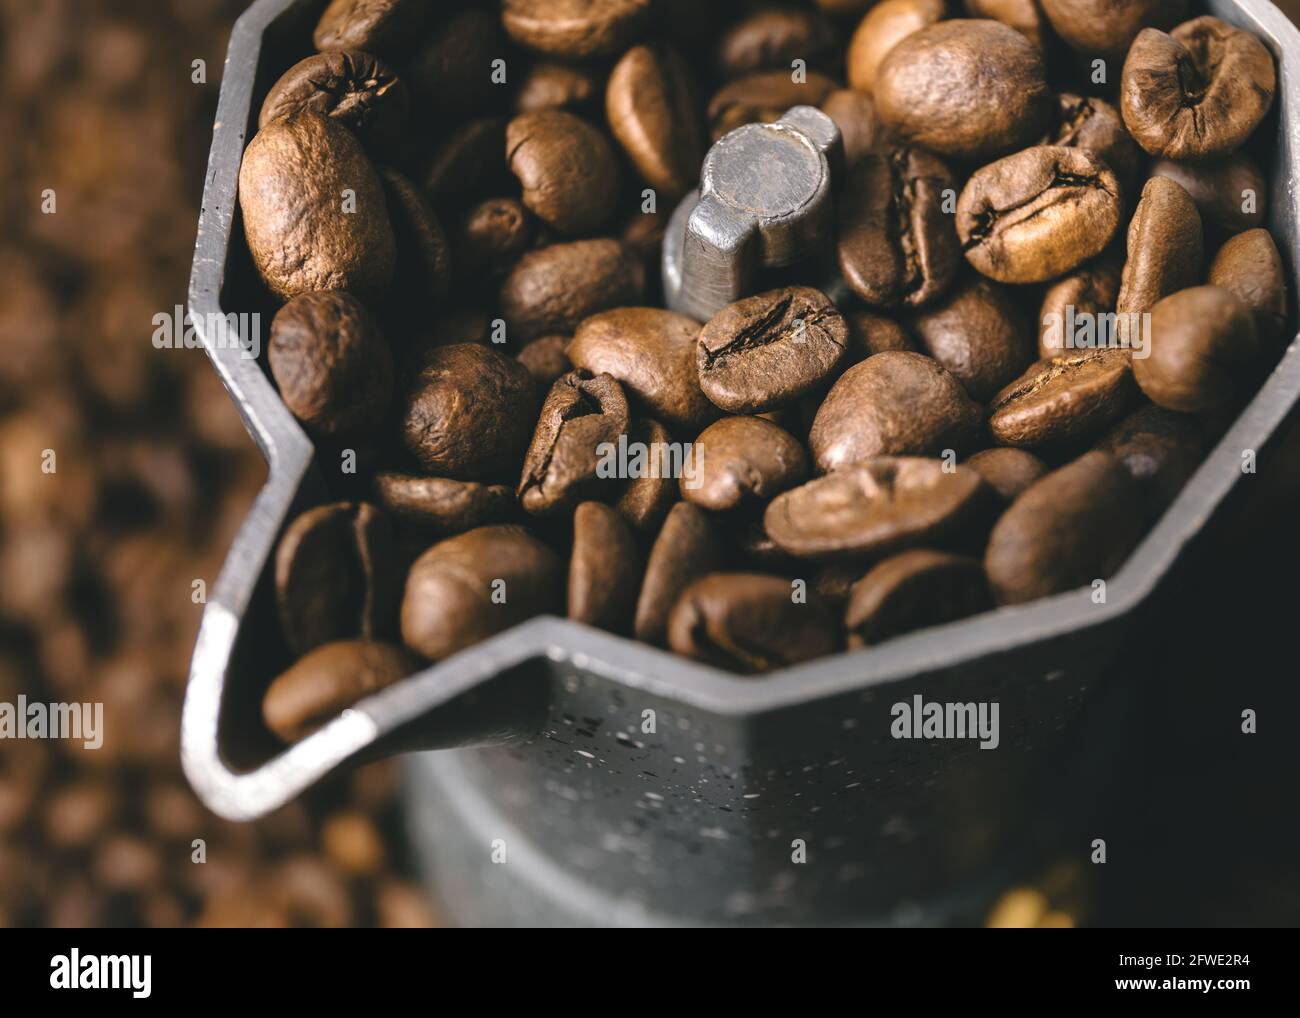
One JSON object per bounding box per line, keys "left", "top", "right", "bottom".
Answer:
{"left": 237, "top": 0, "right": 1288, "bottom": 726}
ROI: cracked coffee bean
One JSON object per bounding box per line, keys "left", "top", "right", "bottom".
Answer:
{"left": 683, "top": 416, "right": 808, "bottom": 513}
{"left": 989, "top": 351, "right": 1139, "bottom": 448}
{"left": 259, "top": 50, "right": 409, "bottom": 151}
{"left": 1043, "top": 94, "right": 1140, "bottom": 197}
{"left": 844, "top": 549, "right": 991, "bottom": 648}
{"left": 569, "top": 501, "right": 641, "bottom": 633}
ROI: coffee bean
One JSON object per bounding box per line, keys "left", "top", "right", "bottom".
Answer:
{"left": 1117, "top": 176, "right": 1203, "bottom": 334}
{"left": 717, "top": 8, "right": 839, "bottom": 79}
{"left": 516, "top": 334, "right": 572, "bottom": 386}
{"left": 697, "top": 287, "right": 849, "bottom": 414}
{"left": 912, "top": 279, "right": 1035, "bottom": 401}
{"left": 820, "top": 89, "right": 886, "bottom": 168}
{"left": 1043, "top": 94, "right": 1140, "bottom": 196}
{"left": 499, "top": 238, "right": 645, "bottom": 339}
{"left": 313, "top": 0, "right": 427, "bottom": 58}
{"left": 875, "top": 19, "right": 1053, "bottom": 162}
{"left": 1038, "top": 255, "right": 1123, "bottom": 359}
{"left": 263, "top": 640, "right": 416, "bottom": 743}
{"left": 268, "top": 291, "right": 393, "bottom": 442}
{"left": 683, "top": 416, "right": 808, "bottom": 512}
{"left": 399, "top": 343, "right": 538, "bottom": 479}
{"left": 838, "top": 148, "right": 960, "bottom": 308}
{"left": 372, "top": 472, "right": 516, "bottom": 535}
{"left": 667, "top": 573, "right": 841, "bottom": 672}
{"left": 812, "top": 562, "right": 864, "bottom": 608}
{"left": 515, "top": 61, "right": 603, "bottom": 113}
{"left": 615, "top": 418, "right": 679, "bottom": 534}
{"left": 634, "top": 502, "right": 722, "bottom": 644}
{"left": 1040, "top": 0, "right": 1185, "bottom": 58}
{"left": 569, "top": 501, "right": 641, "bottom": 632}
{"left": 275, "top": 501, "right": 401, "bottom": 656}
{"left": 239, "top": 112, "right": 395, "bottom": 302}
{"left": 989, "top": 351, "right": 1139, "bottom": 448}
{"left": 706, "top": 70, "right": 838, "bottom": 139}
{"left": 405, "top": 9, "right": 502, "bottom": 121}
{"left": 607, "top": 43, "right": 705, "bottom": 201}
{"left": 569, "top": 306, "right": 715, "bottom": 431}
{"left": 1153, "top": 154, "right": 1267, "bottom": 236}
{"left": 380, "top": 167, "right": 451, "bottom": 310}
{"left": 506, "top": 110, "right": 621, "bottom": 236}
{"left": 1208, "top": 229, "right": 1288, "bottom": 351}
{"left": 424, "top": 118, "right": 509, "bottom": 204}
{"left": 1121, "top": 16, "right": 1275, "bottom": 159}
{"left": 502, "top": 0, "right": 653, "bottom": 58}
{"left": 845, "top": 310, "right": 917, "bottom": 362}
{"left": 844, "top": 549, "right": 991, "bottom": 647}
{"left": 519, "top": 370, "right": 630, "bottom": 515}
{"left": 957, "top": 146, "right": 1121, "bottom": 285}
{"left": 457, "top": 197, "right": 534, "bottom": 274}
{"left": 1134, "top": 285, "right": 1258, "bottom": 412}
{"left": 964, "top": 0, "right": 1048, "bottom": 48}
{"left": 847, "top": 0, "right": 945, "bottom": 95}
{"left": 964, "top": 447, "right": 1048, "bottom": 501}
{"left": 985, "top": 450, "right": 1145, "bottom": 603}
{"left": 1097, "top": 403, "right": 1206, "bottom": 513}
{"left": 765, "top": 457, "right": 992, "bottom": 559}
{"left": 401, "top": 525, "right": 565, "bottom": 660}
{"left": 809, "top": 351, "right": 983, "bottom": 471}
{"left": 259, "top": 51, "right": 409, "bottom": 151}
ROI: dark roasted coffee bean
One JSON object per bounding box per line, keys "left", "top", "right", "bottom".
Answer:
{"left": 1151, "top": 153, "right": 1266, "bottom": 235}
{"left": 964, "top": 447, "right": 1048, "bottom": 501}
{"left": 964, "top": 0, "right": 1048, "bottom": 47}
{"left": 405, "top": 9, "right": 502, "bottom": 121}
{"left": 263, "top": 640, "right": 415, "bottom": 743}
{"left": 820, "top": 89, "right": 886, "bottom": 169}
{"left": 239, "top": 113, "right": 395, "bottom": 302}
{"left": 499, "top": 238, "right": 645, "bottom": 339}
{"left": 313, "top": 0, "right": 427, "bottom": 58}
{"left": 380, "top": 167, "right": 451, "bottom": 309}
{"left": 615, "top": 418, "right": 679, "bottom": 534}
{"left": 989, "top": 351, "right": 1139, "bottom": 448}
{"left": 516, "top": 334, "right": 572, "bottom": 386}
{"left": 697, "top": 287, "right": 848, "bottom": 414}
{"left": 1040, "top": 0, "right": 1184, "bottom": 57}
{"left": 401, "top": 525, "right": 565, "bottom": 660}
{"left": 765, "top": 457, "right": 992, "bottom": 559}
{"left": 847, "top": 0, "right": 945, "bottom": 95}
{"left": 838, "top": 148, "right": 959, "bottom": 308}
{"left": 259, "top": 51, "right": 409, "bottom": 151}
{"left": 424, "top": 118, "right": 509, "bottom": 203}
{"left": 506, "top": 110, "right": 621, "bottom": 236}
{"left": 1133, "top": 285, "right": 1258, "bottom": 413}
{"left": 1208, "top": 229, "right": 1288, "bottom": 351}
{"left": 568, "top": 501, "right": 641, "bottom": 632}
{"left": 519, "top": 371, "right": 629, "bottom": 515}
{"left": 372, "top": 473, "right": 515, "bottom": 535}
{"left": 1098, "top": 404, "right": 1206, "bottom": 513}
{"left": 1121, "top": 17, "right": 1275, "bottom": 159}
{"left": 275, "top": 502, "right": 400, "bottom": 656}
{"left": 634, "top": 502, "right": 722, "bottom": 645}
{"left": 845, "top": 311, "right": 917, "bottom": 362}
{"left": 1043, "top": 94, "right": 1140, "bottom": 196}
{"left": 502, "top": 0, "right": 653, "bottom": 58}
{"left": 845, "top": 549, "right": 991, "bottom": 647}
{"left": 909, "top": 279, "right": 1035, "bottom": 402}
{"left": 957, "top": 146, "right": 1121, "bottom": 285}
{"left": 810, "top": 351, "right": 983, "bottom": 471}
{"left": 1038, "top": 255, "right": 1123, "bottom": 359}
{"left": 683, "top": 416, "right": 808, "bottom": 512}
{"left": 399, "top": 344, "right": 537, "bottom": 479}
{"left": 875, "top": 20, "right": 1053, "bottom": 162}
{"left": 457, "top": 197, "right": 534, "bottom": 274}
{"left": 515, "top": 61, "right": 603, "bottom": 113}
{"left": 1117, "top": 176, "right": 1203, "bottom": 335}
{"left": 268, "top": 291, "right": 393, "bottom": 442}
{"left": 985, "top": 450, "right": 1145, "bottom": 603}
{"left": 717, "top": 8, "right": 838, "bottom": 78}
{"left": 706, "top": 70, "right": 838, "bottom": 139}
{"left": 667, "top": 573, "right": 841, "bottom": 673}
{"left": 569, "top": 307, "right": 715, "bottom": 431}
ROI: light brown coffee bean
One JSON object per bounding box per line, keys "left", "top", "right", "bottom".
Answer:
{"left": 607, "top": 43, "right": 705, "bottom": 200}
{"left": 372, "top": 473, "right": 515, "bottom": 535}
{"left": 569, "top": 501, "right": 641, "bottom": 632}
{"left": 964, "top": 448, "right": 1048, "bottom": 502}
{"left": 1207, "top": 229, "right": 1288, "bottom": 351}
{"left": 1038, "top": 255, "right": 1123, "bottom": 359}
{"left": 259, "top": 50, "right": 408, "bottom": 151}
{"left": 847, "top": 0, "right": 945, "bottom": 95}
{"left": 989, "top": 351, "right": 1139, "bottom": 448}
{"left": 515, "top": 61, "right": 603, "bottom": 113}
{"left": 845, "top": 549, "right": 991, "bottom": 647}
{"left": 683, "top": 416, "right": 808, "bottom": 512}
{"left": 499, "top": 238, "right": 645, "bottom": 339}
{"left": 615, "top": 418, "right": 679, "bottom": 534}
{"left": 634, "top": 502, "right": 722, "bottom": 645}
{"left": 502, "top": 0, "right": 653, "bottom": 58}
{"left": 845, "top": 311, "right": 917, "bottom": 360}
{"left": 506, "top": 110, "right": 620, "bottom": 236}
{"left": 820, "top": 89, "right": 886, "bottom": 169}
{"left": 1117, "top": 176, "right": 1203, "bottom": 334}
{"left": 964, "top": 0, "right": 1048, "bottom": 47}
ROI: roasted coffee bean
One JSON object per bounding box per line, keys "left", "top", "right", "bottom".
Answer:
{"left": 1121, "top": 17, "right": 1276, "bottom": 160}
{"left": 275, "top": 501, "right": 400, "bottom": 656}
{"left": 1133, "top": 285, "right": 1258, "bottom": 412}
{"left": 964, "top": 0, "right": 1048, "bottom": 47}
{"left": 569, "top": 501, "right": 641, "bottom": 632}
{"left": 1043, "top": 94, "right": 1140, "bottom": 196}
{"left": 634, "top": 502, "right": 722, "bottom": 645}
{"left": 268, "top": 291, "right": 393, "bottom": 442}
{"left": 875, "top": 20, "right": 1053, "bottom": 162}
{"left": 519, "top": 371, "right": 630, "bottom": 515}
{"left": 910, "top": 279, "right": 1035, "bottom": 402}
{"left": 847, "top": 0, "right": 945, "bottom": 95}
{"left": 812, "top": 562, "right": 864, "bottom": 607}
{"left": 515, "top": 61, "right": 603, "bottom": 113}
{"left": 717, "top": 8, "right": 838, "bottom": 78}
{"left": 697, "top": 287, "right": 849, "bottom": 414}
{"left": 765, "top": 457, "right": 992, "bottom": 559}
{"left": 1038, "top": 255, "right": 1123, "bottom": 359}
{"left": 985, "top": 450, "right": 1145, "bottom": 603}
{"left": 706, "top": 70, "right": 838, "bottom": 139}
{"left": 502, "top": 0, "right": 653, "bottom": 58}
{"left": 989, "top": 351, "right": 1139, "bottom": 448}
{"left": 1152, "top": 154, "right": 1267, "bottom": 236}
{"left": 844, "top": 549, "right": 991, "bottom": 647}
{"left": 820, "top": 89, "right": 886, "bottom": 168}
{"left": 516, "top": 334, "right": 572, "bottom": 386}
{"left": 372, "top": 472, "right": 515, "bottom": 535}
{"left": 499, "top": 238, "right": 645, "bottom": 339}
{"left": 263, "top": 640, "right": 415, "bottom": 743}
{"left": 810, "top": 351, "right": 983, "bottom": 471}
{"left": 838, "top": 148, "right": 959, "bottom": 308}
{"left": 239, "top": 112, "right": 395, "bottom": 302}
{"left": 667, "top": 573, "right": 841, "bottom": 673}
{"left": 965, "top": 447, "right": 1048, "bottom": 501}
{"left": 424, "top": 118, "right": 509, "bottom": 203}
{"left": 401, "top": 525, "right": 565, "bottom": 660}
{"left": 843, "top": 312, "right": 915, "bottom": 363}
{"left": 405, "top": 9, "right": 501, "bottom": 121}
{"left": 957, "top": 146, "right": 1121, "bottom": 285}
{"left": 399, "top": 343, "right": 538, "bottom": 479}
{"left": 415, "top": 308, "right": 492, "bottom": 350}
{"left": 380, "top": 167, "right": 451, "bottom": 310}
{"left": 569, "top": 307, "right": 715, "bottom": 431}
{"left": 457, "top": 197, "right": 534, "bottom": 274}
{"left": 313, "top": 0, "right": 427, "bottom": 58}
{"left": 1098, "top": 404, "right": 1206, "bottom": 513}
{"left": 1208, "top": 229, "right": 1288, "bottom": 351}
{"left": 683, "top": 416, "right": 808, "bottom": 512}
{"left": 1116, "top": 176, "right": 1203, "bottom": 335}
{"left": 1040, "top": 0, "right": 1184, "bottom": 57}
{"left": 259, "top": 51, "right": 408, "bottom": 151}
{"left": 506, "top": 110, "right": 620, "bottom": 236}
{"left": 607, "top": 43, "right": 705, "bottom": 201}
{"left": 615, "top": 418, "right": 679, "bottom": 534}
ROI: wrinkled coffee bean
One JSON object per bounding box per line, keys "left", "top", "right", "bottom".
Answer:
{"left": 516, "top": 334, "right": 572, "bottom": 386}
{"left": 1098, "top": 404, "right": 1207, "bottom": 513}
{"left": 707, "top": 70, "right": 838, "bottom": 139}
{"left": 820, "top": 89, "right": 886, "bottom": 168}
{"left": 1038, "top": 255, "right": 1123, "bottom": 359}
{"left": 838, "top": 148, "right": 959, "bottom": 308}
{"left": 844, "top": 549, "right": 991, "bottom": 647}
{"left": 259, "top": 50, "right": 408, "bottom": 151}
{"left": 614, "top": 418, "right": 679, "bottom": 534}
{"left": 1151, "top": 153, "right": 1266, "bottom": 235}
{"left": 502, "top": 0, "right": 652, "bottom": 58}
{"left": 1040, "top": 0, "right": 1185, "bottom": 57}
{"left": 697, "top": 287, "right": 848, "bottom": 414}
{"left": 1043, "top": 94, "right": 1140, "bottom": 196}
{"left": 401, "top": 525, "right": 564, "bottom": 660}
{"left": 607, "top": 43, "right": 705, "bottom": 201}
{"left": 372, "top": 473, "right": 515, "bottom": 535}
{"left": 314, "top": 0, "right": 427, "bottom": 58}
{"left": 1207, "top": 229, "right": 1288, "bottom": 351}
{"left": 957, "top": 146, "right": 1121, "bottom": 285}
{"left": 499, "top": 238, "right": 645, "bottom": 339}
{"left": 965, "top": 447, "right": 1048, "bottom": 502}
{"left": 964, "top": 0, "right": 1048, "bottom": 48}
{"left": 683, "top": 416, "right": 808, "bottom": 512}
{"left": 1116, "top": 176, "right": 1203, "bottom": 334}
{"left": 1134, "top": 285, "right": 1258, "bottom": 412}
{"left": 717, "top": 8, "right": 838, "bottom": 78}
{"left": 405, "top": 9, "right": 502, "bottom": 121}
{"left": 456, "top": 197, "right": 533, "bottom": 275}
{"left": 667, "top": 574, "right": 841, "bottom": 673}
{"left": 634, "top": 502, "right": 722, "bottom": 645}
{"left": 985, "top": 451, "right": 1145, "bottom": 603}
{"left": 569, "top": 501, "right": 641, "bottom": 632}
{"left": 989, "top": 351, "right": 1139, "bottom": 448}
{"left": 910, "top": 279, "right": 1035, "bottom": 402}
{"left": 847, "top": 0, "right": 945, "bottom": 95}
{"left": 506, "top": 110, "right": 620, "bottom": 236}
{"left": 515, "top": 61, "right": 603, "bottom": 113}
